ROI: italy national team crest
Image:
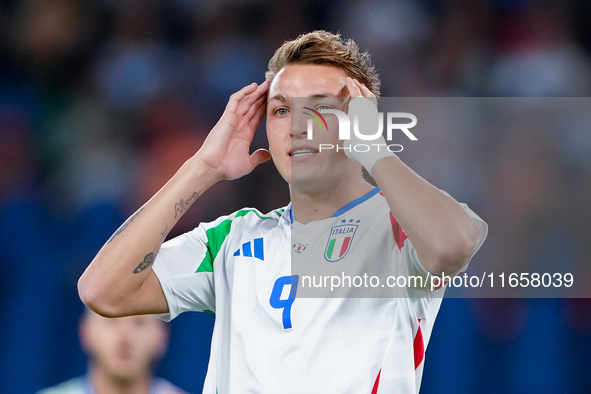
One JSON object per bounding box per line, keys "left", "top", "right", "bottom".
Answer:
{"left": 324, "top": 223, "right": 358, "bottom": 262}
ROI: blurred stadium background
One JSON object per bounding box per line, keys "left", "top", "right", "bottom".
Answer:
{"left": 1, "top": 0, "right": 590, "bottom": 392}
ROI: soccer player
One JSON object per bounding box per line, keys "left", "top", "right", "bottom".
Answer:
{"left": 78, "top": 30, "right": 487, "bottom": 393}
{"left": 37, "top": 309, "right": 188, "bottom": 394}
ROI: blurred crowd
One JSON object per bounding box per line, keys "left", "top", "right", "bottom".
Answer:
{"left": 1, "top": 0, "right": 590, "bottom": 393}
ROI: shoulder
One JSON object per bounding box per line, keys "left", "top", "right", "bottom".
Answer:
{"left": 36, "top": 377, "right": 85, "bottom": 394}
{"left": 226, "top": 207, "right": 287, "bottom": 224}
{"left": 196, "top": 206, "right": 287, "bottom": 238}
{"left": 162, "top": 207, "right": 287, "bottom": 268}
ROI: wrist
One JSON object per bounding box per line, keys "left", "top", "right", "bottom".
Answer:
{"left": 344, "top": 97, "right": 396, "bottom": 175}
{"left": 185, "top": 155, "right": 224, "bottom": 187}
{"left": 343, "top": 140, "right": 395, "bottom": 176}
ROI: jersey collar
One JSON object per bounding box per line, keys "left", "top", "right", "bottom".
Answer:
{"left": 289, "top": 187, "right": 381, "bottom": 223}
{"left": 331, "top": 186, "right": 381, "bottom": 217}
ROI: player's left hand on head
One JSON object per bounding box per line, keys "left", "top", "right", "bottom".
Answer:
{"left": 342, "top": 78, "right": 394, "bottom": 175}
{"left": 344, "top": 77, "right": 377, "bottom": 105}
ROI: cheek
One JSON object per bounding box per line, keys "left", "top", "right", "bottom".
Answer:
{"left": 316, "top": 126, "right": 340, "bottom": 145}
{"left": 266, "top": 118, "right": 289, "bottom": 152}
{"left": 323, "top": 115, "right": 341, "bottom": 142}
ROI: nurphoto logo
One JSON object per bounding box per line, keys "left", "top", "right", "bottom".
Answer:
{"left": 303, "top": 98, "right": 418, "bottom": 153}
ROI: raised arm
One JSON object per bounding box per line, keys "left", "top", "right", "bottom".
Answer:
{"left": 344, "top": 78, "right": 478, "bottom": 275}
{"left": 78, "top": 81, "right": 271, "bottom": 317}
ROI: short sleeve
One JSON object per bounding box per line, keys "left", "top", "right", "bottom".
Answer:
{"left": 152, "top": 220, "right": 222, "bottom": 322}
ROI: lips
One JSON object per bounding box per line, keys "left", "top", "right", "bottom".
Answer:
{"left": 289, "top": 146, "right": 319, "bottom": 157}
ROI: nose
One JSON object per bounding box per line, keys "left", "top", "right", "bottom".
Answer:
{"left": 290, "top": 111, "right": 309, "bottom": 139}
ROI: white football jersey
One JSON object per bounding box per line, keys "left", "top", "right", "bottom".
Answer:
{"left": 152, "top": 187, "right": 487, "bottom": 393}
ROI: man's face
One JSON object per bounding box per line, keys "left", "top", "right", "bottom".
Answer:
{"left": 266, "top": 64, "right": 357, "bottom": 192}
{"left": 80, "top": 312, "right": 168, "bottom": 381}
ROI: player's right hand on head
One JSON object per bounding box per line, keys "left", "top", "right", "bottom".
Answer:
{"left": 194, "top": 81, "right": 272, "bottom": 180}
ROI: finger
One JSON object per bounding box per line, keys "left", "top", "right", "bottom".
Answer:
{"left": 249, "top": 148, "right": 272, "bottom": 168}
{"left": 354, "top": 79, "right": 375, "bottom": 98}
{"left": 248, "top": 95, "right": 268, "bottom": 129}
{"left": 236, "top": 81, "right": 269, "bottom": 116}
{"left": 345, "top": 77, "right": 363, "bottom": 98}
{"left": 352, "top": 79, "right": 377, "bottom": 106}
{"left": 245, "top": 90, "right": 267, "bottom": 122}
{"left": 226, "top": 83, "right": 258, "bottom": 113}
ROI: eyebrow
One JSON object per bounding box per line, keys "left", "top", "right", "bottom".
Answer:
{"left": 267, "top": 93, "right": 338, "bottom": 103}
{"left": 310, "top": 93, "right": 337, "bottom": 98}
{"left": 268, "top": 94, "right": 286, "bottom": 103}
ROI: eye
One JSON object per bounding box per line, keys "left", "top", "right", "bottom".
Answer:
{"left": 317, "top": 105, "right": 331, "bottom": 111}
{"left": 273, "top": 107, "right": 289, "bottom": 116}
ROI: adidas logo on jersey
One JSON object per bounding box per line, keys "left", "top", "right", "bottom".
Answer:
{"left": 234, "top": 238, "right": 264, "bottom": 260}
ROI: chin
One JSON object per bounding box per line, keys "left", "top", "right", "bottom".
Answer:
{"left": 290, "top": 176, "right": 328, "bottom": 194}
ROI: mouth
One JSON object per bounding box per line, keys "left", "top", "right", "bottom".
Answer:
{"left": 289, "top": 147, "right": 319, "bottom": 158}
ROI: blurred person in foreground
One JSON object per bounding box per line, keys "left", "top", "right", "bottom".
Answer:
{"left": 78, "top": 31, "right": 487, "bottom": 393}
{"left": 37, "top": 310, "right": 189, "bottom": 394}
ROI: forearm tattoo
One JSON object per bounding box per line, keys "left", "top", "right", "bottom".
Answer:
{"left": 106, "top": 208, "right": 144, "bottom": 244}
{"left": 174, "top": 191, "right": 200, "bottom": 219}
{"left": 133, "top": 252, "right": 155, "bottom": 274}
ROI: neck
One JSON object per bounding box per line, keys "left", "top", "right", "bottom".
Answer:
{"left": 291, "top": 173, "right": 373, "bottom": 224}
{"left": 89, "top": 365, "right": 152, "bottom": 394}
